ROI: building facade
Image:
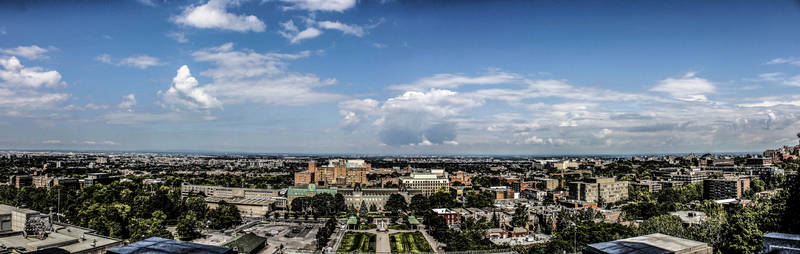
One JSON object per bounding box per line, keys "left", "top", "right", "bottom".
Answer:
{"left": 400, "top": 172, "right": 450, "bottom": 195}
{"left": 568, "top": 177, "right": 628, "bottom": 204}
{"left": 294, "top": 159, "right": 371, "bottom": 187}
{"left": 703, "top": 177, "right": 751, "bottom": 200}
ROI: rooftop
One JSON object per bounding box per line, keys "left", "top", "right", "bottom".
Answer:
{"left": 107, "top": 237, "right": 233, "bottom": 254}
{"left": 584, "top": 233, "right": 712, "bottom": 254}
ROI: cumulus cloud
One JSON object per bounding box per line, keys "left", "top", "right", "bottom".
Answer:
{"left": 340, "top": 89, "right": 483, "bottom": 146}
{"left": 95, "top": 54, "right": 163, "bottom": 69}
{"left": 0, "top": 45, "right": 52, "bottom": 59}
{"left": 0, "top": 56, "right": 64, "bottom": 88}
{"left": 174, "top": 0, "right": 266, "bottom": 32}
{"left": 337, "top": 69, "right": 800, "bottom": 152}
{"left": 118, "top": 94, "right": 136, "bottom": 112}
{"left": 159, "top": 65, "right": 222, "bottom": 111}
{"left": 0, "top": 56, "right": 69, "bottom": 113}
{"left": 191, "top": 43, "right": 342, "bottom": 106}
{"left": 650, "top": 72, "right": 715, "bottom": 101}
{"left": 278, "top": 0, "right": 356, "bottom": 12}
{"left": 339, "top": 98, "right": 380, "bottom": 128}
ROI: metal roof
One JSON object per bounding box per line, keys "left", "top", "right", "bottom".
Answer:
{"left": 107, "top": 237, "right": 233, "bottom": 254}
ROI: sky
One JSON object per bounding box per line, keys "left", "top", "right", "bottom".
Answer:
{"left": 1, "top": 0, "right": 800, "bottom": 155}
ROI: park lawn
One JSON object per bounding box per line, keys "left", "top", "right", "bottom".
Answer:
{"left": 389, "top": 232, "right": 434, "bottom": 253}
{"left": 337, "top": 232, "right": 376, "bottom": 253}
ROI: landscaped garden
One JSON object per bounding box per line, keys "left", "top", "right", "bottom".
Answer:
{"left": 337, "top": 232, "right": 377, "bottom": 253}
{"left": 389, "top": 232, "right": 434, "bottom": 253}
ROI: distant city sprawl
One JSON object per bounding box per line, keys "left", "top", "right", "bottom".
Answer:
{"left": 0, "top": 133, "right": 798, "bottom": 253}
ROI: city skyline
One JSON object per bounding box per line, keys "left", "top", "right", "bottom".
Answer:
{"left": 2, "top": 0, "right": 800, "bottom": 154}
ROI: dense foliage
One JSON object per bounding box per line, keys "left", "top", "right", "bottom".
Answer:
{"left": 0, "top": 181, "right": 241, "bottom": 241}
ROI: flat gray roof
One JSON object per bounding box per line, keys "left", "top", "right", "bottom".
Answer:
{"left": 585, "top": 233, "right": 710, "bottom": 254}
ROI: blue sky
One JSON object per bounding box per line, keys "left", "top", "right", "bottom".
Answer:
{"left": 1, "top": 0, "right": 800, "bottom": 154}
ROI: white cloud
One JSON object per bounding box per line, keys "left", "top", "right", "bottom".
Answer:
{"left": 339, "top": 98, "right": 380, "bottom": 127}
{"left": 339, "top": 89, "right": 483, "bottom": 145}
{"left": 191, "top": 43, "right": 341, "bottom": 106}
{"left": 174, "top": 0, "right": 266, "bottom": 32}
{"left": 754, "top": 72, "right": 800, "bottom": 87}
{"left": 96, "top": 54, "right": 163, "bottom": 69}
{"left": 191, "top": 42, "right": 312, "bottom": 79}
{"left": 42, "top": 140, "right": 61, "bottom": 144}
{"left": 739, "top": 100, "right": 800, "bottom": 107}
{"left": 63, "top": 103, "right": 108, "bottom": 111}
{"left": 287, "top": 27, "right": 322, "bottom": 44}
{"left": 317, "top": 20, "right": 364, "bottom": 36}
{"left": 593, "top": 128, "right": 613, "bottom": 139}
{"left": 136, "top": 0, "right": 157, "bottom": 6}
{"left": 390, "top": 71, "right": 520, "bottom": 91}
{"left": 167, "top": 31, "right": 189, "bottom": 43}
{"left": 103, "top": 141, "right": 118, "bottom": 145}
{"left": 0, "top": 56, "right": 64, "bottom": 88}
{"left": 766, "top": 57, "right": 800, "bottom": 66}
{"left": 372, "top": 42, "right": 386, "bottom": 48}
{"left": 0, "top": 45, "right": 51, "bottom": 59}
{"left": 95, "top": 53, "right": 112, "bottom": 64}
{"left": 159, "top": 65, "right": 222, "bottom": 111}
{"left": 278, "top": 0, "right": 356, "bottom": 12}
{"left": 118, "top": 94, "right": 137, "bottom": 112}
{"left": 120, "top": 55, "right": 163, "bottom": 69}
{"left": 650, "top": 72, "right": 715, "bottom": 101}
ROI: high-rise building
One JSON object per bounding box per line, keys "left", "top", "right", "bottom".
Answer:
{"left": 703, "top": 177, "right": 751, "bottom": 200}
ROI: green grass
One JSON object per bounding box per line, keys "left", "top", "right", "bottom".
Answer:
{"left": 337, "top": 232, "right": 376, "bottom": 253}
{"left": 389, "top": 232, "right": 434, "bottom": 253}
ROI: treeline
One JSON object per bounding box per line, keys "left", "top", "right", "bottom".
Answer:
{"left": 0, "top": 181, "right": 241, "bottom": 241}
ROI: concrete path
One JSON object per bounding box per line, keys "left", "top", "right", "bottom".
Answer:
{"left": 376, "top": 231, "right": 390, "bottom": 252}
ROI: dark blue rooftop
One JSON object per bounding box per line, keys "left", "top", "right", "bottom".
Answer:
{"left": 107, "top": 237, "right": 233, "bottom": 254}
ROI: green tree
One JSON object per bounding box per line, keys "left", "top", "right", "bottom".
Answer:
{"left": 176, "top": 211, "right": 202, "bottom": 241}
{"left": 409, "top": 195, "right": 429, "bottom": 215}
{"left": 637, "top": 215, "right": 687, "bottom": 238}
{"left": 184, "top": 196, "right": 208, "bottom": 218}
{"left": 511, "top": 204, "right": 528, "bottom": 227}
{"left": 128, "top": 210, "right": 173, "bottom": 242}
{"left": 385, "top": 194, "right": 408, "bottom": 214}
{"left": 464, "top": 190, "right": 494, "bottom": 208}
{"left": 720, "top": 207, "right": 763, "bottom": 254}
{"left": 208, "top": 200, "right": 241, "bottom": 229}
